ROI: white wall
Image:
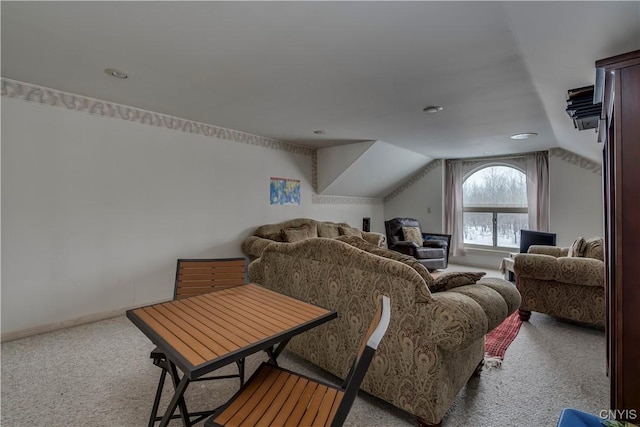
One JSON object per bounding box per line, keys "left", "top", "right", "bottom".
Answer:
{"left": 1, "top": 97, "right": 383, "bottom": 335}
{"left": 549, "top": 155, "right": 603, "bottom": 246}
{"left": 384, "top": 162, "right": 444, "bottom": 233}
{"left": 383, "top": 153, "right": 604, "bottom": 269}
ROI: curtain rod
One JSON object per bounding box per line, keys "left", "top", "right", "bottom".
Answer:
{"left": 446, "top": 150, "right": 547, "bottom": 163}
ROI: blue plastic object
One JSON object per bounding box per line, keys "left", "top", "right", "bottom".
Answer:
{"left": 557, "top": 408, "right": 604, "bottom": 427}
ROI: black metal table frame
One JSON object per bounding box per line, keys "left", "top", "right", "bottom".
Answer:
{"left": 128, "top": 297, "right": 337, "bottom": 427}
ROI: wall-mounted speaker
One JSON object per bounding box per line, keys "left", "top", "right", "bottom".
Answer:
{"left": 362, "top": 217, "right": 371, "bottom": 232}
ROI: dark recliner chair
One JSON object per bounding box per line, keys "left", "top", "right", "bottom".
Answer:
{"left": 384, "top": 217, "right": 451, "bottom": 270}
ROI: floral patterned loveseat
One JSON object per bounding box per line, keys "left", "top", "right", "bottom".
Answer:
{"left": 248, "top": 237, "right": 521, "bottom": 426}
{"left": 513, "top": 237, "right": 605, "bottom": 328}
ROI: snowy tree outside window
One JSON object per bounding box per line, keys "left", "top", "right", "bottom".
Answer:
{"left": 462, "top": 165, "right": 528, "bottom": 248}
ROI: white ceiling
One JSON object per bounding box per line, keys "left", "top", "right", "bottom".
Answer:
{"left": 2, "top": 1, "right": 639, "bottom": 163}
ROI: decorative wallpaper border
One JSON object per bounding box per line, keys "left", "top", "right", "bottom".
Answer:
{"left": 549, "top": 147, "right": 601, "bottom": 176}
{"left": 11, "top": 79, "right": 602, "bottom": 204}
{"left": 1, "top": 78, "right": 385, "bottom": 206}
{"left": 1, "top": 78, "right": 314, "bottom": 156}
{"left": 312, "top": 150, "right": 319, "bottom": 193}
{"left": 383, "top": 159, "right": 442, "bottom": 203}
{"left": 383, "top": 147, "right": 601, "bottom": 203}
{"left": 312, "top": 194, "right": 384, "bottom": 205}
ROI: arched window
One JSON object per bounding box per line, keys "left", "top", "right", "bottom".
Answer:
{"left": 462, "top": 165, "right": 528, "bottom": 248}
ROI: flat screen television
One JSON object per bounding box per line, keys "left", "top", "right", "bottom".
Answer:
{"left": 520, "top": 230, "right": 557, "bottom": 253}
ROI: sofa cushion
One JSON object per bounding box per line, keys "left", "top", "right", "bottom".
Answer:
{"left": 414, "top": 246, "right": 446, "bottom": 259}
{"left": 317, "top": 222, "right": 341, "bottom": 238}
{"left": 244, "top": 219, "right": 385, "bottom": 260}
{"left": 430, "top": 271, "right": 486, "bottom": 292}
{"left": 583, "top": 237, "right": 604, "bottom": 261}
{"left": 336, "top": 235, "right": 435, "bottom": 289}
{"left": 423, "top": 239, "right": 446, "bottom": 248}
{"left": 256, "top": 229, "right": 285, "bottom": 242}
{"left": 282, "top": 226, "right": 312, "bottom": 243}
{"left": 254, "top": 219, "right": 318, "bottom": 242}
{"left": 567, "top": 237, "right": 587, "bottom": 257}
{"left": 402, "top": 226, "right": 423, "bottom": 246}
{"left": 339, "top": 226, "right": 363, "bottom": 238}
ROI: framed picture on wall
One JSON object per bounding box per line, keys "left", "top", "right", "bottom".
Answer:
{"left": 270, "top": 177, "right": 301, "bottom": 205}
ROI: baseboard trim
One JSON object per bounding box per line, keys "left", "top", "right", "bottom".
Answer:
{"left": 1, "top": 298, "right": 171, "bottom": 343}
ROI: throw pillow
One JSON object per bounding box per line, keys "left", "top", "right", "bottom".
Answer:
{"left": 402, "top": 226, "right": 423, "bottom": 246}
{"left": 282, "top": 226, "right": 311, "bottom": 243}
{"left": 583, "top": 237, "right": 604, "bottom": 261}
{"left": 339, "top": 226, "right": 363, "bottom": 238}
{"left": 430, "top": 271, "right": 486, "bottom": 292}
{"left": 567, "top": 237, "right": 587, "bottom": 257}
{"left": 317, "top": 222, "right": 341, "bottom": 238}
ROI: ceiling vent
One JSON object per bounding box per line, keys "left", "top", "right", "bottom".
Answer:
{"left": 566, "top": 85, "right": 601, "bottom": 131}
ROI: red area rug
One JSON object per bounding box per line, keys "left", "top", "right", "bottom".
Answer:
{"left": 484, "top": 311, "right": 523, "bottom": 366}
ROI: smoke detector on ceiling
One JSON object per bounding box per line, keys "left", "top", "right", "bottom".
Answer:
{"left": 510, "top": 133, "right": 538, "bottom": 140}
{"left": 104, "top": 68, "right": 128, "bottom": 79}
{"left": 423, "top": 106, "right": 443, "bottom": 113}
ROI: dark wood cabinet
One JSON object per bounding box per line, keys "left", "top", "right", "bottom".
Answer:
{"left": 595, "top": 49, "right": 640, "bottom": 419}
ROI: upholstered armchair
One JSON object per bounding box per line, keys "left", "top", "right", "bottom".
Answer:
{"left": 513, "top": 237, "right": 605, "bottom": 328}
{"left": 384, "top": 217, "right": 451, "bottom": 270}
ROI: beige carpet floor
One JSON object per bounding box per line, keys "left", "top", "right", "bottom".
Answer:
{"left": 1, "top": 266, "right": 608, "bottom": 426}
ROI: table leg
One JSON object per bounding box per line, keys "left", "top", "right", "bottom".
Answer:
{"left": 159, "top": 362, "right": 191, "bottom": 427}
{"left": 148, "top": 362, "right": 168, "bottom": 427}
{"left": 266, "top": 338, "right": 291, "bottom": 366}
{"left": 236, "top": 359, "right": 245, "bottom": 386}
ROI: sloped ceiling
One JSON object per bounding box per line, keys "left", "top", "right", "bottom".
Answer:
{"left": 317, "top": 141, "right": 431, "bottom": 198}
{"left": 2, "top": 2, "right": 639, "bottom": 197}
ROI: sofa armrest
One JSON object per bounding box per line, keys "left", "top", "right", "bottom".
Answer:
{"left": 556, "top": 257, "right": 604, "bottom": 287}
{"left": 361, "top": 231, "right": 386, "bottom": 247}
{"left": 513, "top": 253, "right": 559, "bottom": 279}
{"left": 419, "top": 292, "right": 489, "bottom": 352}
{"left": 247, "top": 258, "right": 264, "bottom": 284}
{"left": 242, "top": 235, "right": 275, "bottom": 259}
{"left": 527, "top": 245, "right": 568, "bottom": 257}
{"left": 514, "top": 253, "right": 604, "bottom": 287}
{"left": 423, "top": 240, "right": 446, "bottom": 248}
{"left": 393, "top": 240, "right": 420, "bottom": 248}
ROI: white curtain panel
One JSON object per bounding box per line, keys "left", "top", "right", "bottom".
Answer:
{"left": 445, "top": 159, "right": 465, "bottom": 256}
{"left": 526, "top": 151, "right": 550, "bottom": 231}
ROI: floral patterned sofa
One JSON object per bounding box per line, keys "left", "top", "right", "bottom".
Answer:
{"left": 513, "top": 237, "right": 605, "bottom": 328}
{"left": 248, "top": 236, "right": 521, "bottom": 426}
{"left": 241, "top": 217, "right": 386, "bottom": 260}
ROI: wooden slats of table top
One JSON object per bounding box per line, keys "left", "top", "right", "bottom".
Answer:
{"left": 212, "top": 364, "right": 343, "bottom": 427}
{"left": 129, "top": 284, "right": 332, "bottom": 370}
{"left": 176, "top": 259, "right": 245, "bottom": 300}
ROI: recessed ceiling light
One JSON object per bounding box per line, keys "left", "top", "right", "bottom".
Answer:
{"left": 313, "top": 130, "right": 326, "bottom": 135}
{"left": 423, "top": 105, "right": 444, "bottom": 114}
{"left": 104, "top": 68, "right": 128, "bottom": 79}
{"left": 510, "top": 132, "right": 538, "bottom": 140}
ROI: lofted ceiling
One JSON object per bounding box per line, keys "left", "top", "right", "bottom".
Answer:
{"left": 2, "top": 2, "right": 639, "bottom": 169}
